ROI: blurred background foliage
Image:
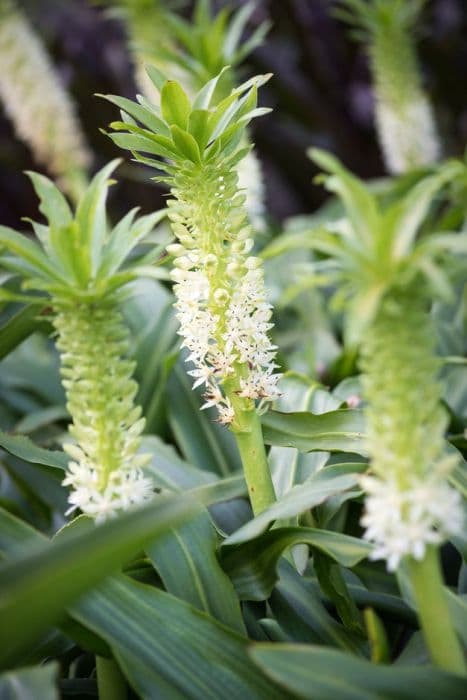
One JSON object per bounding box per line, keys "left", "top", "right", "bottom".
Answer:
{"left": 1, "top": 0, "right": 467, "bottom": 229}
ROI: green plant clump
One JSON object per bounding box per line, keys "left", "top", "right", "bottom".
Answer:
{"left": 0, "top": 1, "right": 466, "bottom": 698}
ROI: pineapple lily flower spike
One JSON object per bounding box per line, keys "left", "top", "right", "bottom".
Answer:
{"left": 101, "top": 67, "right": 281, "bottom": 515}
{"left": 336, "top": 0, "right": 440, "bottom": 174}
{"left": 310, "top": 148, "right": 467, "bottom": 674}
{"left": 0, "top": 161, "right": 167, "bottom": 522}
{"left": 0, "top": 0, "right": 91, "bottom": 202}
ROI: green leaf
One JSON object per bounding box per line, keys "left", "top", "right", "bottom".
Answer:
{"left": 0, "top": 428, "right": 68, "bottom": 470}
{"left": 221, "top": 526, "right": 370, "bottom": 600}
{"left": 107, "top": 132, "right": 176, "bottom": 161}
{"left": 26, "top": 171, "right": 72, "bottom": 236}
{"left": 224, "top": 1, "right": 255, "bottom": 59}
{"left": 224, "top": 463, "right": 364, "bottom": 544}
{"left": 75, "top": 160, "right": 120, "bottom": 279}
{"left": 269, "top": 561, "right": 365, "bottom": 653}
{"left": 384, "top": 161, "right": 464, "bottom": 261}
{"left": 0, "top": 507, "right": 46, "bottom": 558}
{"left": 269, "top": 374, "right": 340, "bottom": 497}
{"left": 0, "top": 304, "right": 44, "bottom": 361}
{"left": 122, "top": 279, "right": 178, "bottom": 434}
{"left": 71, "top": 576, "right": 290, "bottom": 700}
{"left": 192, "top": 67, "right": 230, "bottom": 110}
{"left": 145, "top": 64, "right": 168, "bottom": 92}
{"left": 99, "top": 209, "right": 167, "bottom": 279}
{"left": 0, "top": 494, "right": 199, "bottom": 667}
{"left": 0, "top": 663, "right": 59, "bottom": 699}
{"left": 250, "top": 644, "right": 467, "bottom": 700}
{"left": 170, "top": 125, "right": 202, "bottom": 163}
{"left": 188, "top": 109, "right": 211, "bottom": 151}
{"left": 308, "top": 148, "right": 379, "bottom": 248}
{"left": 98, "top": 93, "right": 171, "bottom": 137}
{"left": 147, "top": 508, "right": 245, "bottom": 634}
{"left": 262, "top": 409, "right": 367, "bottom": 455}
{"left": 364, "top": 608, "right": 390, "bottom": 663}
{"left": 160, "top": 81, "right": 192, "bottom": 129}
{"left": 0, "top": 509, "right": 289, "bottom": 699}
{"left": 0, "top": 226, "right": 65, "bottom": 283}
{"left": 314, "top": 552, "right": 364, "bottom": 634}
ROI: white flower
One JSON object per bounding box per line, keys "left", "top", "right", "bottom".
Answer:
{"left": 376, "top": 95, "right": 440, "bottom": 175}
{"left": 217, "top": 398, "right": 235, "bottom": 426}
{"left": 170, "top": 233, "right": 281, "bottom": 423}
{"left": 360, "top": 474, "right": 464, "bottom": 571}
{"left": 237, "top": 149, "right": 267, "bottom": 231}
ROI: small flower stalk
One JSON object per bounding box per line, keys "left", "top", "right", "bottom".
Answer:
{"left": 103, "top": 69, "right": 279, "bottom": 513}
{"left": 338, "top": 0, "right": 440, "bottom": 173}
{"left": 310, "top": 149, "right": 466, "bottom": 672}
{"left": 0, "top": 162, "right": 165, "bottom": 521}
{"left": 0, "top": 0, "right": 91, "bottom": 201}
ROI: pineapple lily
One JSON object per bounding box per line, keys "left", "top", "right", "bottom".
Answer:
{"left": 337, "top": 0, "right": 440, "bottom": 174}
{"left": 310, "top": 148, "right": 466, "bottom": 673}
{"left": 0, "top": 162, "right": 167, "bottom": 521}
{"left": 0, "top": 0, "right": 91, "bottom": 201}
{"left": 102, "top": 68, "right": 280, "bottom": 514}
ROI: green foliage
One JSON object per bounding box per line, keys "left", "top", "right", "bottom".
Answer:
{"left": 308, "top": 150, "right": 467, "bottom": 342}
{"left": 250, "top": 644, "right": 467, "bottom": 700}
{"left": 103, "top": 69, "right": 270, "bottom": 174}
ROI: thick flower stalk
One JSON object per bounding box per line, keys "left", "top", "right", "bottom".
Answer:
{"left": 104, "top": 70, "right": 280, "bottom": 513}
{"left": 337, "top": 0, "right": 440, "bottom": 173}
{"left": 310, "top": 149, "right": 466, "bottom": 672}
{"left": 102, "top": 0, "right": 268, "bottom": 230}
{"left": 0, "top": 162, "right": 164, "bottom": 521}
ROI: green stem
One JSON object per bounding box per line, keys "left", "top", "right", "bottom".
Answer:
{"left": 231, "top": 407, "right": 276, "bottom": 516}
{"left": 407, "top": 547, "right": 466, "bottom": 675}
{"left": 96, "top": 656, "right": 127, "bottom": 700}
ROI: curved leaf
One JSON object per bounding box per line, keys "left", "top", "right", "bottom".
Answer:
{"left": 147, "top": 509, "right": 245, "bottom": 634}
{"left": 250, "top": 644, "right": 467, "bottom": 700}
{"left": 223, "top": 463, "right": 365, "bottom": 545}
{"left": 72, "top": 577, "right": 291, "bottom": 700}
{"left": 262, "top": 409, "right": 367, "bottom": 455}
{"left": 222, "top": 526, "right": 370, "bottom": 600}
{"left": 0, "top": 493, "right": 199, "bottom": 667}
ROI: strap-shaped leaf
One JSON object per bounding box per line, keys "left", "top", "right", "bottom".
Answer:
{"left": 0, "top": 494, "right": 199, "bottom": 667}
{"left": 221, "top": 526, "right": 371, "bottom": 600}
{"left": 250, "top": 643, "right": 467, "bottom": 700}
{"left": 26, "top": 171, "right": 72, "bottom": 235}
{"left": 0, "top": 225, "right": 65, "bottom": 283}
{"left": 147, "top": 508, "right": 245, "bottom": 634}
{"left": 161, "top": 80, "right": 192, "bottom": 130}
{"left": 262, "top": 408, "right": 367, "bottom": 455}
{"left": 98, "top": 93, "right": 171, "bottom": 137}
{"left": 75, "top": 160, "right": 120, "bottom": 280}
